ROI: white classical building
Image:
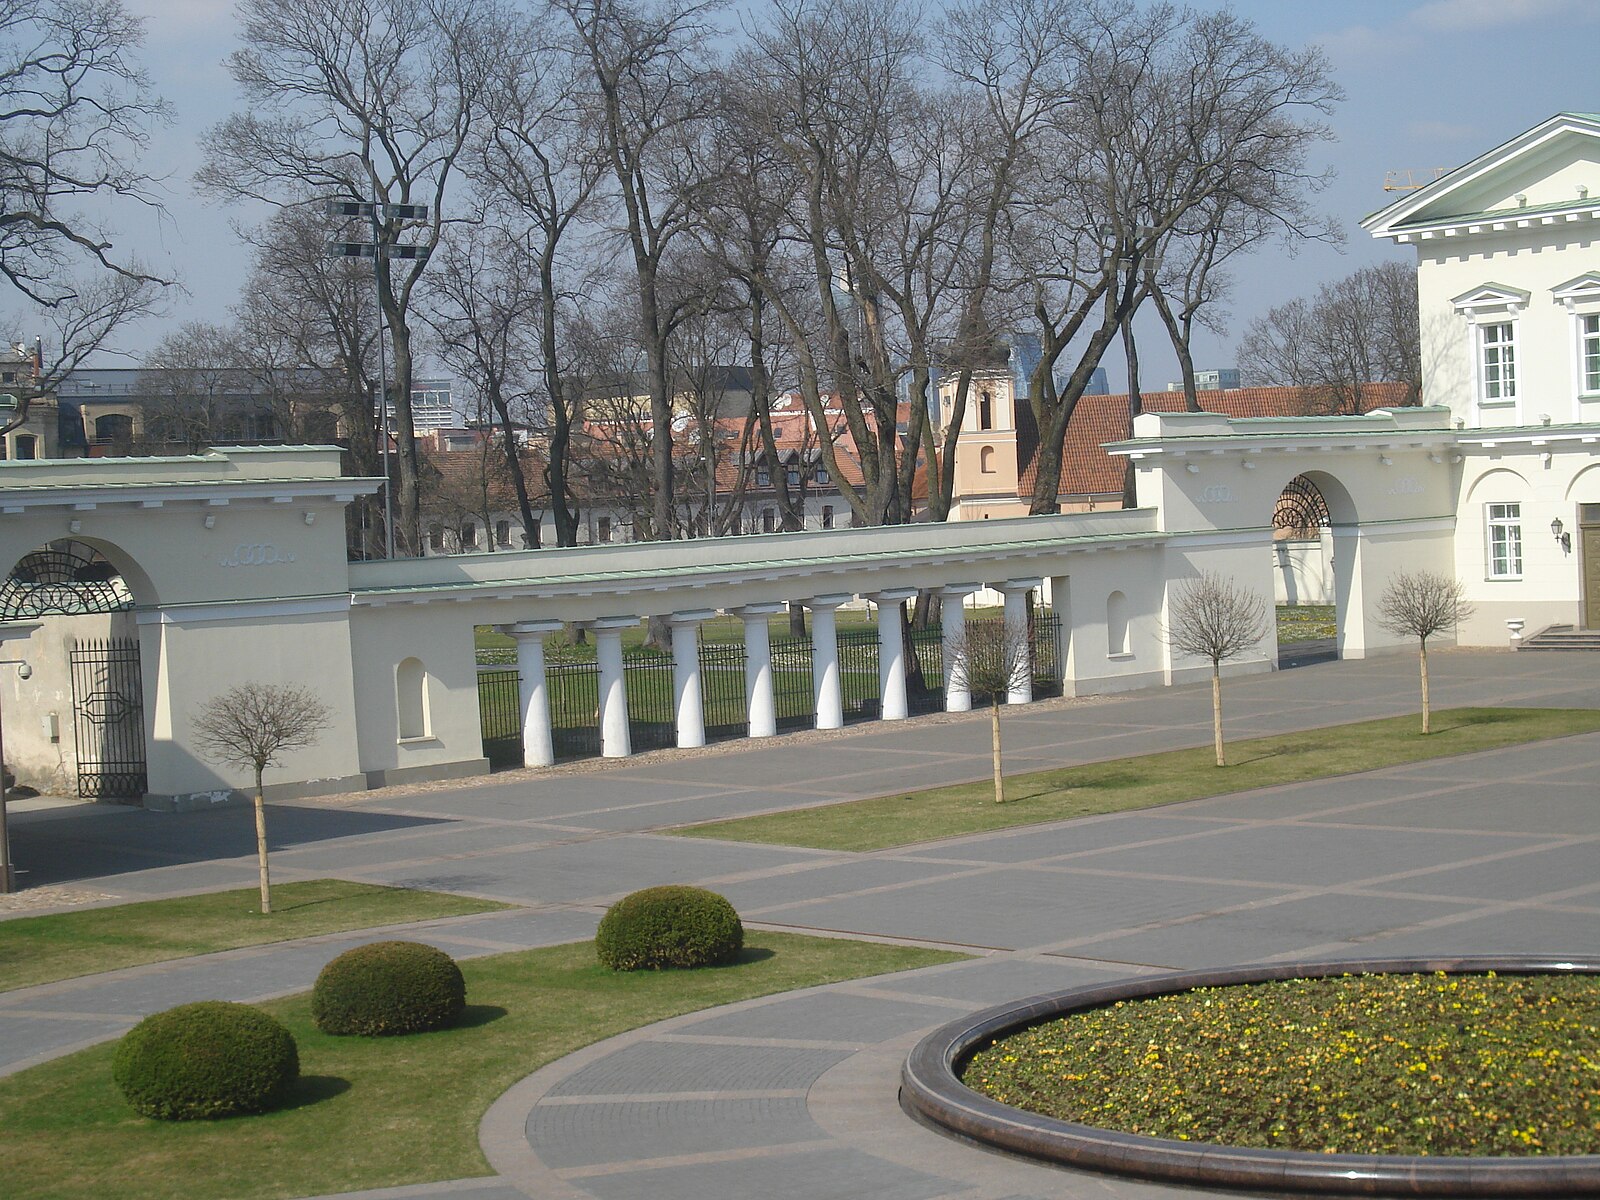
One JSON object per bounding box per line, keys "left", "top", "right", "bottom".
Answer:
{"left": 0, "top": 114, "right": 1594, "bottom": 816}
{"left": 1361, "top": 111, "right": 1600, "bottom": 639}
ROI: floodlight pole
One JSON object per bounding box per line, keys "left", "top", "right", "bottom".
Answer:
{"left": 369, "top": 191, "right": 395, "bottom": 560}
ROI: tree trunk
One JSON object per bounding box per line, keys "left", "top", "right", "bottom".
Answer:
{"left": 991, "top": 698, "right": 1004, "bottom": 804}
{"left": 1212, "top": 662, "right": 1226, "bottom": 767}
{"left": 253, "top": 766, "right": 271, "bottom": 914}
{"left": 788, "top": 601, "right": 806, "bottom": 637}
{"left": 387, "top": 308, "right": 422, "bottom": 556}
{"left": 1420, "top": 640, "right": 1431, "bottom": 735}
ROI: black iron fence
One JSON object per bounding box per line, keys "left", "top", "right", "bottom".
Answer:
{"left": 476, "top": 606, "right": 1064, "bottom": 764}
{"left": 69, "top": 638, "right": 147, "bottom": 799}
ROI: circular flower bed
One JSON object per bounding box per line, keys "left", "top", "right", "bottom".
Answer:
{"left": 902, "top": 957, "right": 1600, "bottom": 1196}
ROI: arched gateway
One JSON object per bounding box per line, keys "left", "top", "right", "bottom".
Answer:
{"left": 0, "top": 414, "right": 1459, "bottom": 811}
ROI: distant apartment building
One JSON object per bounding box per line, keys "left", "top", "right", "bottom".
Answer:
{"left": 1165, "top": 368, "right": 1241, "bottom": 392}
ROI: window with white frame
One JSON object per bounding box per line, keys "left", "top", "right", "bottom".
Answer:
{"left": 1479, "top": 322, "right": 1517, "bottom": 402}
{"left": 1486, "top": 503, "right": 1522, "bottom": 579}
{"left": 1581, "top": 313, "right": 1600, "bottom": 394}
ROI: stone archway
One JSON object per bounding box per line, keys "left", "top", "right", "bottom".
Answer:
{"left": 1268, "top": 471, "right": 1357, "bottom": 662}
{"left": 1, "top": 538, "right": 147, "bottom": 799}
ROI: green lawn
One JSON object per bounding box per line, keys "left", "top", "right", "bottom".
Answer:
{"left": 0, "top": 880, "right": 512, "bottom": 993}
{"left": 0, "top": 933, "right": 963, "bottom": 1200}
{"left": 1277, "top": 604, "right": 1338, "bottom": 643}
{"left": 673, "top": 707, "right": 1600, "bottom": 851}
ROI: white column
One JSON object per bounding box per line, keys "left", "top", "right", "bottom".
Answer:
{"left": 1002, "top": 578, "right": 1043, "bottom": 704}
{"left": 591, "top": 616, "right": 635, "bottom": 758}
{"left": 509, "top": 620, "right": 563, "bottom": 768}
{"left": 939, "top": 585, "right": 980, "bottom": 713}
{"left": 871, "top": 589, "right": 918, "bottom": 721}
{"left": 736, "top": 603, "right": 785, "bottom": 738}
{"left": 808, "top": 594, "right": 852, "bottom": 730}
{"left": 669, "top": 609, "right": 716, "bottom": 749}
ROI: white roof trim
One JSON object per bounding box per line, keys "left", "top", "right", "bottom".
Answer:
{"left": 1362, "top": 113, "right": 1600, "bottom": 240}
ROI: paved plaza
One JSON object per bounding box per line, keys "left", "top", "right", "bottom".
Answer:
{"left": 4, "top": 648, "right": 1599, "bottom": 1199}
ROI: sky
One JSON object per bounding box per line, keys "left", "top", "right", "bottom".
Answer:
{"left": 54, "top": 0, "right": 1600, "bottom": 391}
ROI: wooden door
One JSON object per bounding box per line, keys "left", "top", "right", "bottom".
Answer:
{"left": 1584, "top": 524, "right": 1600, "bottom": 630}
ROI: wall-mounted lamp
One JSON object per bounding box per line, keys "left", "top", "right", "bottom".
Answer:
{"left": 203, "top": 513, "right": 216, "bottom": 529}
{"left": 303, "top": 511, "right": 316, "bottom": 526}
{"left": 1241, "top": 460, "right": 1256, "bottom": 470}
{"left": 1553, "top": 517, "right": 1571, "bottom": 554}
{"left": 67, "top": 518, "right": 81, "bottom": 534}
{"left": 1185, "top": 463, "right": 1200, "bottom": 475}
{"left": 1378, "top": 455, "right": 1393, "bottom": 467}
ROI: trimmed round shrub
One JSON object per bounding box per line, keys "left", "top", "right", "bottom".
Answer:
{"left": 595, "top": 885, "right": 744, "bottom": 971}
{"left": 311, "top": 940, "right": 466, "bottom": 1036}
{"left": 113, "top": 1001, "right": 298, "bottom": 1120}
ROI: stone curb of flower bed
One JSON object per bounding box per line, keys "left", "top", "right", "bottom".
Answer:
{"left": 901, "top": 955, "right": 1600, "bottom": 1198}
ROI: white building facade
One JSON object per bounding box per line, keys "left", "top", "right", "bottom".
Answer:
{"left": 1362, "top": 112, "right": 1600, "bottom": 639}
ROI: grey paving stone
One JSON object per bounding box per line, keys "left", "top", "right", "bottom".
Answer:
{"left": 680, "top": 991, "right": 955, "bottom": 1043}
{"left": 757, "top": 869, "right": 1275, "bottom": 951}
{"left": 1295, "top": 781, "right": 1600, "bottom": 835}
{"left": 1079, "top": 892, "right": 1473, "bottom": 968}
{"left": 1074, "top": 823, "right": 1542, "bottom": 888}
{"left": 887, "top": 957, "right": 1152, "bottom": 1006}
{"left": 571, "top": 1145, "right": 955, "bottom": 1200}
{"left": 547, "top": 1041, "right": 850, "bottom": 1098}
{"left": 1345, "top": 906, "right": 1600, "bottom": 959}
{"left": 1382, "top": 842, "right": 1600, "bottom": 902}
{"left": 0, "top": 1013, "right": 132, "bottom": 1066}
{"left": 528, "top": 1096, "right": 820, "bottom": 1168}
{"left": 371, "top": 834, "right": 817, "bottom": 905}
{"left": 907, "top": 816, "right": 1218, "bottom": 864}
{"left": 719, "top": 859, "right": 957, "bottom": 912}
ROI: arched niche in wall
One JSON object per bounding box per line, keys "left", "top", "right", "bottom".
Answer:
{"left": 1106, "top": 590, "right": 1129, "bottom": 656}
{"left": 396, "top": 657, "right": 430, "bottom": 740}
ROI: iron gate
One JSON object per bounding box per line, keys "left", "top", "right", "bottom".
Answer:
{"left": 69, "top": 638, "right": 147, "bottom": 799}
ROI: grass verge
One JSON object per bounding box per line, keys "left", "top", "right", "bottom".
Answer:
{"left": 964, "top": 971, "right": 1600, "bottom": 1156}
{"left": 0, "top": 880, "right": 513, "bottom": 993}
{"left": 673, "top": 707, "right": 1600, "bottom": 851}
{"left": 0, "top": 933, "right": 963, "bottom": 1200}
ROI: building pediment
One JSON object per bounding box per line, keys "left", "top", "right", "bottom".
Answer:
{"left": 1450, "top": 282, "right": 1532, "bottom": 316}
{"left": 1550, "top": 272, "right": 1600, "bottom": 309}
{"left": 1363, "top": 113, "right": 1600, "bottom": 241}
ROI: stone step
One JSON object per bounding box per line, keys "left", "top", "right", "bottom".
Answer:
{"left": 1518, "top": 624, "right": 1600, "bottom": 651}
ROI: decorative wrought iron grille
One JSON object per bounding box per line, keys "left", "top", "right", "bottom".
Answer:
{"left": 624, "top": 649, "right": 676, "bottom": 752}
{"left": 1273, "top": 475, "right": 1332, "bottom": 538}
{"left": 69, "top": 638, "right": 146, "bottom": 799}
{"left": 699, "top": 640, "right": 748, "bottom": 742}
{"left": 546, "top": 657, "right": 601, "bottom": 759}
{"left": 0, "top": 540, "right": 134, "bottom": 618}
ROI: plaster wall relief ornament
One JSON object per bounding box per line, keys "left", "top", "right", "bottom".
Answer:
{"left": 218, "top": 543, "right": 297, "bottom": 568}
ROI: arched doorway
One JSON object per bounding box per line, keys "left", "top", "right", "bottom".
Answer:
{"left": 1270, "top": 473, "right": 1345, "bottom": 665}
{"left": 1, "top": 540, "right": 146, "bottom": 798}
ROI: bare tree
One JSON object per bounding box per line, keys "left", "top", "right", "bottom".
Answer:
{"left": 426, "top": 223, "right": 546, "bottom": 547}
{"left": 559, "top": 0, "right": 715, "bottom": 552}
{"left": 946, "top": 618, "right": 1031, "bottom": 803}
{"left": 192, "top": 684, "right": 330, "bottom": 914}
{"left": 1006, "top": 2, "right": 1338, "bottom": 512}
{"left": 0, "top": 0, "right": 170, "bottom": 305}
{"left": 1376, "top": 570, "right": 1474, "bottom": 735}
{"left": 470, "top": 5, "right": 605, "bottom": 547}
{"left": 199, "top": 0, "right": 507, "bottom": 554}
{"left": 1238, "top": 261, "right": 1421, "bottom": 413}
{"left": 1166, "top": 572, "right": 1270, "bottom": 767}
{"left": 133, "top": 323, "right": 248, "bottom": 452}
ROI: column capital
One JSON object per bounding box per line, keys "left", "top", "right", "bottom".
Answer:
{"left": 732, "top": 602, "right": 786, "bottom": 618}
{"left": 939, "top": 583, "right": 982, "bottom": 599}
{"left": 669, "top": 609, "right": 718, "bottom": 625}
{"left": 588, "top": 615, "right": 638, "bottom": 632}
{"left": 867, "top": 588, "right": 919, "bottom": 604}
{"left": 507, "top": 619, "right": 563, "bottom": 638}
{"left": 806, "top": 593, "right": 854, "bottom": 610}
{"left": 1001, "top": 577, "right": 1045, "bottom": 592}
